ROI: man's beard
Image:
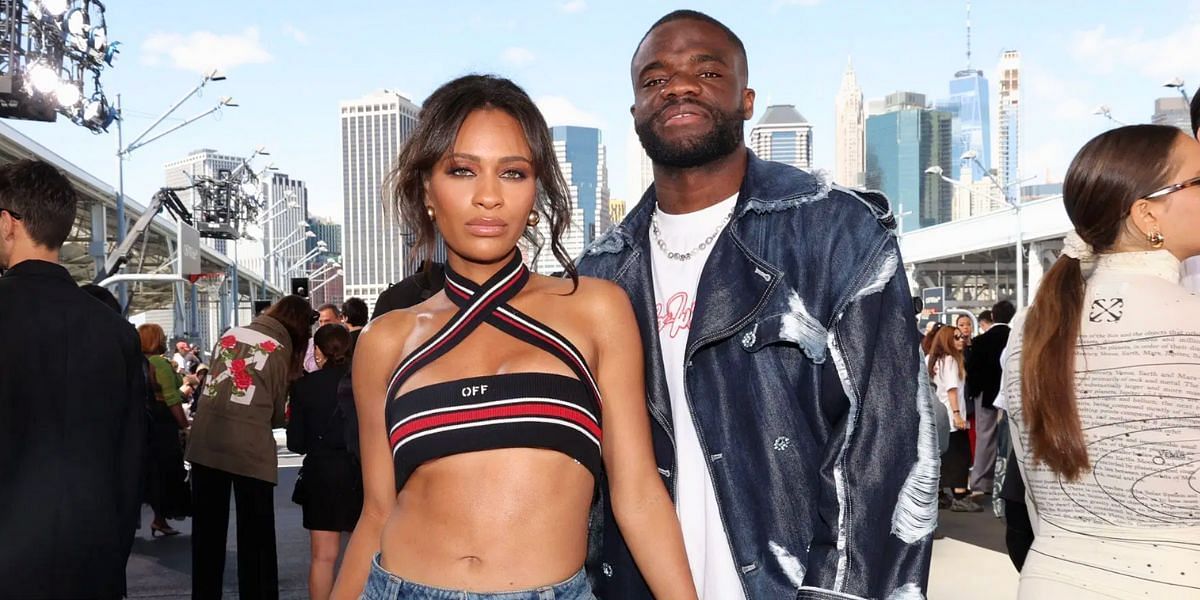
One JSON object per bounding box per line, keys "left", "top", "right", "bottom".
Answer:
{"left": 635, "top": 100, "right": 744, "bottom": 169}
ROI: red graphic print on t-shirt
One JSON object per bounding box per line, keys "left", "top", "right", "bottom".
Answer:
{"left": 657, "top": 291, "right": 695, "bottom": 339}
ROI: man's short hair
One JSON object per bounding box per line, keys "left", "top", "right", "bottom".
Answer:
{"left": 992, "top": 300, "right": 1016, "bottom": 324}
{"left": 316, "top": 303, "right": 341, "bottom": 317}
{"left": 978, "top": 310, "right": 993, "bottom": 324}
{"left": 634, "top": 10, "right": 747, "bottom": 67}
{"left": 341, "top": 297, "right": 369, "bottom": 327}
{"left": 0, "top": 159, "right": 78, "bottom": 249}
{"left": 1191, "top": 91, "right": 1200, "bottom": 139}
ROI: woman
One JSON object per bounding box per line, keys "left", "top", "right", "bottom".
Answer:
{"left": 138, "top": 323, "right": 191, "bottom": 537}
{"left": 186, "top": 295, "right": 313, "bottom": 599}
{"left": 332, "top": 75, "right": 696, "bottom": 600}
{"left": 928, "top": 325, "right": 979, "bottom": 512}
{"left": 288, "top": 324, "right": 362, "bottom": 600}
{"left": 1004, "top": 124, "right": 1200, "bottom": 598}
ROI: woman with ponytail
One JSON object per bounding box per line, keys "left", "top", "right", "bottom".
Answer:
{"left": 1002, "top": 124, "right": 1200, "bottom": 598}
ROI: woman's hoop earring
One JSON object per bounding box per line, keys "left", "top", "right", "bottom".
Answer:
{"left": 1148, "top": 230, "right": 1165, "bottom": 249}
{"left": 527, "top": 211, "right": 540, "bottom": 227}
{"left": 426, "top": 206, "right": 435, "bottom": 221}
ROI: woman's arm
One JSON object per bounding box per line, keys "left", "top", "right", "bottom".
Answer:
{"left": 588, "top": 280, "right": 698, "bottom": 600}
{"left": 330, "top": 313, "right": 412, "bottom": 600}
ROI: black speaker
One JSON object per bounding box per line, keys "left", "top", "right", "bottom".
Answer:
{"left": 253, "top": 300, "right": 271, "bottom": 316}
{"left": 291, "top": 277, "right": 310, "bottom": 298}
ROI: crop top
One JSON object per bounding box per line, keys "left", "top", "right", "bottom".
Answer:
{"left": 384, "top": 250, "right": 603, "bottom": 492}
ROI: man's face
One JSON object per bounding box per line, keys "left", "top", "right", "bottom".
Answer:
{"left": 630, "top": 19, "right": 754, "bottom": 169}
{"left": 318, "top": 308, "right": 340, "bottom": 327}
{"left": 176, "top": 341, "right": 189, "bottom": 354}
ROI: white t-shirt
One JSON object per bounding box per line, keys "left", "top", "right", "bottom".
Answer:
{"left": 932, "top": 355, "right": 967, "bottom": 431}
{"left": 650, "top": 194, "right": 745, "bottom": 600}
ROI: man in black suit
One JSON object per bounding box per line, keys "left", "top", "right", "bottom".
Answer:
{"left": 965, "top": 299, "right": 1015, "bottom": 498}
{"left": 0, "top": 160, "right": 146, "bottom": 599}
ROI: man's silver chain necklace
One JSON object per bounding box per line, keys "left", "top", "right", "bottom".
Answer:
{"left": 651, "top": 206, "right": 735, "bottom": 262}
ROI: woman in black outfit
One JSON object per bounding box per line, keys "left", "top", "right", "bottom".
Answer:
{"left": 287, "top": 324, "right": 362, "bottom": 600}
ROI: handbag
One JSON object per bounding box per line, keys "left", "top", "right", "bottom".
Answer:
{"left": 291, "top": 402, "right": 345, "bottom": 505}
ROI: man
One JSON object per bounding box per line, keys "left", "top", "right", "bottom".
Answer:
{"left": 977, "top": 309, "right": 993, "bottom": 333}
{"left": 341, "top": 296, "right": 369, "bottom": 356}
{"left": 965, "top": 300, "right": 1014, "bottom": 501}
{"left": 372, "top": 261, "right": 445, "bottom": 319}
{"left": 304, "top": 303, "right": 343, "bottom": 372}
{"left": 577, "top": 11, "right": 932, "bottom": 599}
{"left": 0, "top": 159, "right": 145, "bottom": 599}
{"left": 173, "top": 339, "right": 199, "bottom": 373}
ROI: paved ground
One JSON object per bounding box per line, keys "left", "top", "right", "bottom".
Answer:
{"left": 125, "top": 433, "right": 1021, "bottom": 598}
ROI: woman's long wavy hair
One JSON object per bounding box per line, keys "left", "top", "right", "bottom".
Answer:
{"left": 385, "top": 74, "right": 577, "bottom": 289}
{"left": 926, "top": 325, "right": 963, "bottom": 380}
{"left": 1021, "top": 124, "right": 1184, "bottom": 481}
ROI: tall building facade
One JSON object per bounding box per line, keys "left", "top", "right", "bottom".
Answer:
{"left": 749, "top": 105, "right": 813, "bottom": 170}
{"left": 609, "top": 199, "right": 627, "bottom": 225}
{"left": 306, "top": 215, "right": 342, "bottom": 274}
{"left": 1152, "top": 96, "right": 1191, "bottom": 132}
{"left": 835, "top": 58, "right": 865, "bottom": 187}
{"left": 939, "top": 69, "right": 992, "bottom": 180}
{"left": 533, "top": 126, "right": 608, "bottom": 274}
{"left": 865, "top": 92, "right": 953, "bottom": 232}
{"left": 996, "top": 50, "right": 1021, "bottom": 204}
{"left": 340, "top": 90, "right": 420, "bottom": 307}
{"left": 259, "top": 171, "right": 309, "bottom": 291}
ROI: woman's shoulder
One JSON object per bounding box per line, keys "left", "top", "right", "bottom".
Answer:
{"left": 530, "top": 273, "right": 631, "bottom": 312}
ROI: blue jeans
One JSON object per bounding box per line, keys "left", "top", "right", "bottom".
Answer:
{"left": 362, "top": 554, "right": 595, "bottom": 600}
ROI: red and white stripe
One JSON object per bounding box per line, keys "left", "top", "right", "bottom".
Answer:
{"left": 388, "top": 396, "right": 601, "bottom": 458}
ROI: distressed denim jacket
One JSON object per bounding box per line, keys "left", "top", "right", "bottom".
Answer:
{"left": 578, "top": 153, "right": 936, "bottom": 600}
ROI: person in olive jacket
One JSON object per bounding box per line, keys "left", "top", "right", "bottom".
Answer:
{"left": 186, "top": 295, "right": 314, "bottom": 600}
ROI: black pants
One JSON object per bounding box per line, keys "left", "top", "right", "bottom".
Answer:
{"left": 190, "top": 463, "right": 278, "bottom": 599}
{"left": 940, "top": 430, "right": 972, "bottom": 490}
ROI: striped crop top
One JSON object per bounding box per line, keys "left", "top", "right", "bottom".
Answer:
{"left": 384, "top": 250, "right": 603, "bottom": 492}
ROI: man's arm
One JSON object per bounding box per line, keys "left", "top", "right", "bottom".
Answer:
{"left": 807, "top": 239, "right": 935, "bottom": 598}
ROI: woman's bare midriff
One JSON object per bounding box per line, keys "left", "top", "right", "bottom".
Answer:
{"left": 379, "top": 447, "right": 595, "bottom": 592}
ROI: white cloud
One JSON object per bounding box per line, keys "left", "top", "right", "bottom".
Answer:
{"left": 141, "top": 27, "right": 272, "bottom": 74}
{"left": 560, "top": 0, "right": 587, "bottom": 13}
{"left": 1070, "top": 21, "right": 1200, "bottom": 81}
{"left": 283, "top": 23, "right": 309, "bottom": 45}
{"left": 535, "top": 96, "right": 603, "bottom": 128}
{"left": 501, "top": 47, "right": 536, "bottom": 67}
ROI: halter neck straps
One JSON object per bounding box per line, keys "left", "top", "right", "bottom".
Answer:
{"left": 386, "top": 248, "right": 602, "bottom": 408}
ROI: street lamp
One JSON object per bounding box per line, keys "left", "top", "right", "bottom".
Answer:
{"left": 925, "top": 163, "right": 1036, "bottom": 309}
{"left": 111, "top": 69, "right": 234, "bottom": 304}
{"left": 1164, "top": 77, "right": 1191, "bottom": 102}
{"left": 1093, "top": 105, "right": 1127, "bottom": 126}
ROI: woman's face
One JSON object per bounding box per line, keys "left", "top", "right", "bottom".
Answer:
{"left": 425, "top": 108, "right": 537, "bottom": 266}
{"left": 953, "top": 332, "right": 965, "bottom": 350}
{"left": 956, "top": 316, "right": 972, "bottom": 340}
{"left": 1149, "top": 136, "right": 1200, "bottom": 261}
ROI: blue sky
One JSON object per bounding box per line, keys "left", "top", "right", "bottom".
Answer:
{"left": 11, "top": 0, "right": 1200, "bottom": 222}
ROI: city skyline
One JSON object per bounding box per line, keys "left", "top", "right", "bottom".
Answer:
{"left": 4, "top": 1, "right": 1196, "bottom": 227}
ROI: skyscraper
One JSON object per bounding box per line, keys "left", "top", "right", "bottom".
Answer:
{"left": 941, "top": 70, "right": 992, "bottom": 180}
{"left": 532, "top": 126, "right": 608, "bottom": 274}
{"left": 340, "top": 90, "right": 420, "bottom": 307}
{"left": 835, "top": 58, "right": 865, "bottom": 187}
{"left": 996, "top": 50, "right": 1021, "bottom": 204}
{"left": 865, "top": 92, "right": 953, "bottom": 232}
{"left": 609, "top": 199, "right": 627, "bottom": 225}
{"left": 626, "top": 122, "right": 655, "bottom": 198}
{"left": 749, "top": 105, "right": 813, "bottom": 170}
{"left": 259, "top": 170, "right": 309, "bottom": 290}
{"left": 1151, "top": 96, "right": 1191, "bottom": 132}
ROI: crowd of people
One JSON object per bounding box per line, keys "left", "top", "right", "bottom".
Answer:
{"left": 1, "top": 8, "right": 1199, "bottom": 600}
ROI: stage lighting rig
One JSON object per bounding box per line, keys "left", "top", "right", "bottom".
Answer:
{"left": 188, "top": 156, "right": 268, "bottom": 241}
{"left": 1, "top": 0, "right": 117, "bottom": 131}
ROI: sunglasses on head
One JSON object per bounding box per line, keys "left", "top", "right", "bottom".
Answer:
{"left": 309, "top": 310, "right": 320, "bottom": 325}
